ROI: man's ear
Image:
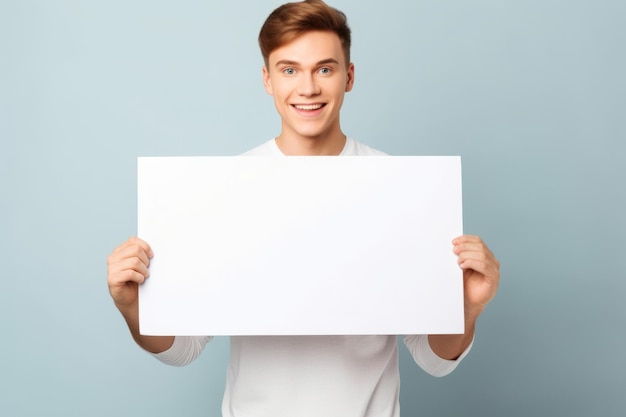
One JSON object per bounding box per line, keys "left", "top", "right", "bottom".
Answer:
{"left": 262, "top": 66, "right": 273, "bottom": 95}
{"left": 345, "top": 63, "right": 355, "bottom": 92}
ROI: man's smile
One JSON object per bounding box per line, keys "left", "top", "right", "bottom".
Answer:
{"left": 292, "top": 103, "right": 326, "bottom": 110}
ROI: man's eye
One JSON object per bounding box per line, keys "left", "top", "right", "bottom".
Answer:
{"left": 319, "top": 67, "right": 332, "bottom": 75}
{"left": 283, "top": 68, "right": 296, "bottom": 75}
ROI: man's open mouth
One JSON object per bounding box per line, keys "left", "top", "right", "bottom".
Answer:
{"left": 292, "top": 104, "right": 326, "bottom": 111}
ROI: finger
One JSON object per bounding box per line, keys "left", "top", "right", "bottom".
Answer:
{"left": 129, "top": 236, "right": 153, "bottom": 258}
{"left": 452, "top": 235, "right": 482, "bottom": 245}
{"left": 459, "top": 256, "right": 498, "bottom": 273}
{"left": 453, "top": 242, "right": 491, "bottom": 256}
{"left": 459, "top": 257, "right": 500, "bottom": 284}
{"left": 113, "top": 236, "right": 153, "bottom": 258}
{"left": 108, "top": 256, "right": 150, "bottom": 278}
{"left": 454, "top": 246, "right": 496, "bottom": 265}
{"left": 458, "top": 253, "right": 490, "bottom": 273}
{"left": 457, "top": 248, "right": 499, "bottom": 268}
{"left": 453, "top": 236, "right": 495, "bottom": 258}
{"left": 108, "top": 268, "right": 148, "bottom": 287}
{"left": 112, "top": 237, "right": 152, "bottom": 260}
{"left": 108, "top": 244, "right": 151, "bottom": 267}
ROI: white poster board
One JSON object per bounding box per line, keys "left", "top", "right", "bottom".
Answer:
{"left": 138, "top": 156, "right": 463, "bottom": 336}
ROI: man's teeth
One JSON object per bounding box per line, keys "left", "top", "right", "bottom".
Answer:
{"left": 294, "top": 104, "right": 323, "bottom": 110}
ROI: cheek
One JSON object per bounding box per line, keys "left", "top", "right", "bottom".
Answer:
{"left": 328, "top": 78, "right": 348, "bottom": 95}
{"left": 269, "top": 82, "right": 291, "bottom": 100}
{"left": 271, "top": 91, "right": 290, "bottom": 114}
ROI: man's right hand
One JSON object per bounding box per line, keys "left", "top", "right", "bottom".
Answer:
{"left": 107, "top": 236, "right": 153, "bottom": 309}
{"left": 106, "top": 237, "right": 174, "bottom": 353}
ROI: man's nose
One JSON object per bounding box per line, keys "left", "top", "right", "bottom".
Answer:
{"left": 297, "top": 73, "right": 321, "bottom": 96}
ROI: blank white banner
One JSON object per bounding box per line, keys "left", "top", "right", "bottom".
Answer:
{"left": 138, "top": 156, "right": 464, "bottom": 336}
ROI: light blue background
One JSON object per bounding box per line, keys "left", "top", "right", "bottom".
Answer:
{"left": 1, "top": 0, "right": 624, "bottom": 416}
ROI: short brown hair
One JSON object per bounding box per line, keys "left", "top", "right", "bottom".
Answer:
{"left": 258, "top": 0, "right": 351, "bottom": 67}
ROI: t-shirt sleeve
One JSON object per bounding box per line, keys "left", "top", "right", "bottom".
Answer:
{"left": 150, "top": 336, "right": 213, "bottom": 367}
{"left": 403, "top": 334, "right": 473, "bottom": 377}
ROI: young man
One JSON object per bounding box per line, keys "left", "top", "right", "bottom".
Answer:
{"left": 107, "top": 1, "right": 500, "bottom": 416}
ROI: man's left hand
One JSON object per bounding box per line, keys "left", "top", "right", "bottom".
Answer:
{"left": 452, "top": 235, "right": 500, "bottom": 315}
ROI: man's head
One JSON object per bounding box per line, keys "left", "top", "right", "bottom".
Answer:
{"left": 259, "top": 1, "right": 355, "bottom": 153}
{"left": 258, "top": 0, "right": 352, "bottom": 68}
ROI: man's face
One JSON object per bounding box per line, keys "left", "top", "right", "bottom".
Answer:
{"left": 263, "top": 31, "right": 354, "bottom": 143}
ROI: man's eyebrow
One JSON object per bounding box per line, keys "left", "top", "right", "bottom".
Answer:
{"left": 274, "top": 58, "right": 340, "bottom": 68}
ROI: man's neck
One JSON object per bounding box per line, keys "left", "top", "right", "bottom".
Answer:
{"left": 275, "top": 132, "right": 347, "bottom": 156}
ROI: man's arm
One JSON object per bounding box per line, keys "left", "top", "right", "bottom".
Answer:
{"left": 429, "top": 235, "right": 500, "bottom": 360}
{"left": 107, "top": 237, "right": 174, "bottom": 353}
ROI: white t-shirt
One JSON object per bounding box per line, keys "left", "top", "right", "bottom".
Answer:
{"left": 153, "top": 138, "right": 472, "bottom": 417}
{"left": 241, "top": 136, "right": 388, "bottom": 157}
